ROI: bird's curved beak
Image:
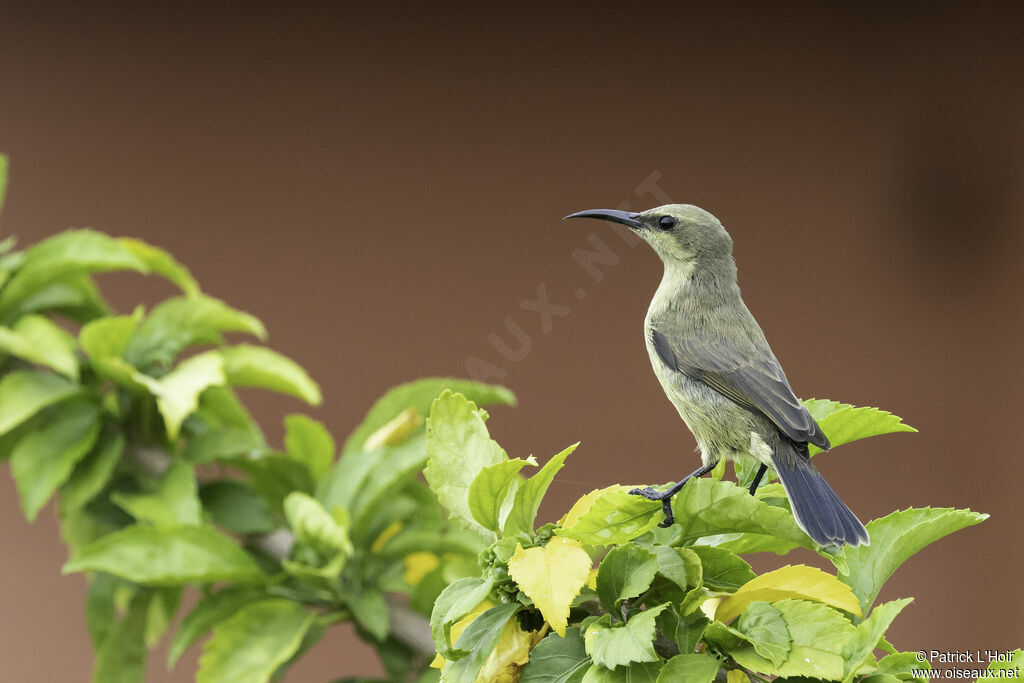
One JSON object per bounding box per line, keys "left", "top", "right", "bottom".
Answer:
{"left": 563, "top": 209, "right": 644, "bottom": 230}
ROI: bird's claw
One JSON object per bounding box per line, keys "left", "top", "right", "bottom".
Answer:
{"left": 628, "top": 486, "right": 676, "bottom": 527}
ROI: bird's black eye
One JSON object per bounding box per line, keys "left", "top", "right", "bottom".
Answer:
{"left": 658, "top": 215, "right": 677, "bottom": 230}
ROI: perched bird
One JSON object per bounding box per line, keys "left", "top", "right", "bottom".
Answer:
{"left": 564, "top": 204, "right": 868, "bottom": 548}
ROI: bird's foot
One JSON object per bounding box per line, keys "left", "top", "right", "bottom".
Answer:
{"left": 629, "top": 486, "right": 677, "bottom": 527}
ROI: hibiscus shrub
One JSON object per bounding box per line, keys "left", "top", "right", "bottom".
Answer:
{"left": 1, "top": 156, "right": 1019, "bottom": 683}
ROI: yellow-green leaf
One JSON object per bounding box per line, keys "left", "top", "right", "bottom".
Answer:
{"left": 716, "top": 564, "right": 861, "bottom": 623}
{"left": 507, "top": 537, "right": 592, "bottom": 637}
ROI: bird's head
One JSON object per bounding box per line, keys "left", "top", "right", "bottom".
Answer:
{"left": 564, "top": 204, "right": 732, "bottom": 267}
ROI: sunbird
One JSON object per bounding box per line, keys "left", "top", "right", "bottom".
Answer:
{"left": 565, "top": 204, "right": 868, "bottom": 548}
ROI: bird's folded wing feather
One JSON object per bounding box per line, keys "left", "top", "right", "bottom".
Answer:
{"left": 651, "top": 328, "right": 829, "bottom": 450}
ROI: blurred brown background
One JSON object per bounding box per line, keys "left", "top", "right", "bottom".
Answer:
{"left": 1, "top": 3, "right": 1022, "bottom": 680}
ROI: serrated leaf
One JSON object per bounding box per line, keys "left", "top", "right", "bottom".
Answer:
{"left": 219, "top": 344, "right": 321, "bottom": 405}
{"left": 670, "top": 477, "right": 812, "bottom": 549}
{"left": 196, "top": 599, "right": 315, "bottom": 683}
{"left": 430, "top": 576, "right": 494, "bottom": 660}
{"left": 809, "top": 404, "right": 917, "bottom": 456}
{"left": 688, "top": 546, "right": 756, "bottom": 591}
{"left": 707, "top": 599, "right": 856, "bottom": 680}
{"left": 0, "top": 229, "right": 149, "bottom": 320}
{"left": 504, "top": 443, "right": 578, "bottom": 536}
{"left": 10, "top": 398, "right": 101, "bottom": 521}
{"left": 110, "top": 460, "right": 202, "bottom": 527}
{"left": 91, "top": 589, "right": 150, "bottom": 683}
{"left": 557, "top": 485, "right": 662, "bottom": 546}
{"left": 344, "top": 377, "right": 515, "bottom": 454}
{"left": 199, "top": 480, "right": 276, "bottom": 535}
{"left": 841, "top": 599, "right": 913, "bottom": 683}
{"left": 520, "top": 628, "right": 590, "bottom": 683}
{"left": 716, "top": 564, "right": 861, "bottom": 623}
{"left": 284, "top": 414, "right": 335, "bottom": 484}
{"left": 657, "top": 653, "right": 721, "bottom": 683}
{"left": 735, "top": 601, "right": 791, "bottom": 667}
{"left": 0, "top": 314, "right": 79, "bottom": 379}
{"left": 442, "top": 602, "right": 521, "bottom": 683}
{"left": 117, "top": 237, "right": 199, "bottom": 296}
{"left": 835, "top": 507, "right": 987, "bottom": 615}
{"left": 583, "top": 604, "right": 668, "bottom": 669}
{"left": 168, "top": 586, "right": 268, "bottom": 667}
{"left": 122, "top": 294, "right": 265, "bottom": 368}
{"left": 0, "top": 369, "right": 80, "bottom": 437}
{"left": 469, "top": 457, "right": 534, "bottom": 532}
{"left": 133, "top": 351, "right": 225, "bottom": 439}
{"left": 508, "top": 537, "right": 592, "bottom": 637}
{"left": 63, "top": 524, "right": 265, "bottom": 585}
{"left": 596, "top": 543, "right": 658, "bottom": 613}
{"left": 650, "top": 544, "right": 702, "bottom": 593}
{"left": 424, "top": 391, "right": 508, "bottom": 536}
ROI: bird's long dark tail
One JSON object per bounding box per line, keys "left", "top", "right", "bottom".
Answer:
{"left": 770, "top": 442, "right": 869, "bottom": 548}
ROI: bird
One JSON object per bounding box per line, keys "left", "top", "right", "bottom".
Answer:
{"left": 564, "top": 204, "right": 868, "bottom": 548}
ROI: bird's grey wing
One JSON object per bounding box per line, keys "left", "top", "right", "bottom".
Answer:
{"left": 651, "top": 328, "right": 830, "bottom": 450}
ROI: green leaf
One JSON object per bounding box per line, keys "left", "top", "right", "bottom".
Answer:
{"left": 582, "top": 661, "right": 663, "bottom": 682}
{"left": 841, "top": 599, "right": 913, "bottom": 683}
{"left": 183, "top": 426, "right": 264, "bottom": 463}
{"left": 8, "top": 272, "right": 111, "bottom": 322}
{"left": 63, "top": 524, "right": 265, "bottom": 585}
{"left": 507, "top": 537, "right": 593, "bottom": 637}
{"left": 348, "top": 436, "right": 431, "bottom": 543}
{"left": 557, "top": 485, "right": 662, "bottom": 546}
{"left": 442, "top": 602, "right": 520, "bottom": 683}
{"left": 117, "top": 238, "right": 199, "bottom": 296}
{"left": 122, "top": 294, "right": 265, "bottom": 368}
{"left": 0, "top": 314, "right": 79, "bottom": 379}
{"left": 85, "top": 572, "right": 119, "bottom": 649}
{"left": 809, "top": 403, "right": 917, "bottom": 457}
{"left": 228, "top": 453, "right": 314, "bottom": 511}
{"left": 706, "top": 599, "right": 855, "bottom": 680}
{"left": 688, "top": 546, "right": 756, "bottom": 591}
{"left": 0, "top": 229, "right": 149, "bottom": 320}
{"left": 79, "top": 310, "right": 147, "bottom": 386}
{"left": 196, "top": 599, "right": 315, "bottom": 683}
{"left": 504, "top": 442, "right": 578, "bottom": 536}
{"left": 735, "top": 601, "right": 791, "bottom": 667}
{"left": 110, "top": 460, "right": 202, "bottom": 527}
{"left": 199, "top": 480, "right": 276, "bottom": 534}
{"left": 284, "top": 491, "right": 353, "bottom": 557}
{"left": 219, "top": 344, "right": 321, "bottom": 405}
{"left": 583, "top": 604, "right": 668, "bottom": 669}
{"left": 146, "top": 586, "right": 182, "bottom": 646}
{"left": 670, "top": 477, "right": 811, "bottom": 549}
{"left": 344, "top": 377, "right": 515, "bottom": 454}
{"left": 596, "top": 544, "right": 659, "bottom": 613}
{"left": 430, "top": 576, "right": 494, "bottom": 659}
{"left": 284, "top": 414, "right": 335, "bottom": 484}
{"left": 10, "top": 398, "right": 101, "bottom": 521}
{"left": 835, "top": 507, "right": 987, "bottom": 614}
{"left": 424, "top": 391, "right": 508, "bottom": 536}
{"left": 133, "top": 351, "right": 226, "bottom": 439}
{"left": 520, "top": 628, "right": 590, "bottom": 683}
{"left": 91, "top": 590, "right": 150, "bottom": 683}
{"left": 468, "top": 456, "right": 535, "bottom": 533}
{"left": 61, "top": 430, "right": 125, "bottom": 516}
{"left": 347, "top": 589, "right": 389, "bottom": 642}
{"left": 716, "top": 564, "right": 861, "bottom": 623}
{"left": 649, "top": 545, "right": 701, "bottom": 593}
{"left": 168, "top": 586, "right": 267, "bottom": 667}
{"left": 0, "top": 369, "right": 80, "bottom": 437}
{"left": 657, "top": 653, "right": 721, "bottom": 683}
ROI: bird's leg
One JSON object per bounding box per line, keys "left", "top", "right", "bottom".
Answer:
{"left": 748, "top": 464, "right": 768, "bottom": 495}
{"left": 630, "top": 462, "right": 717, "bottom": 528}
